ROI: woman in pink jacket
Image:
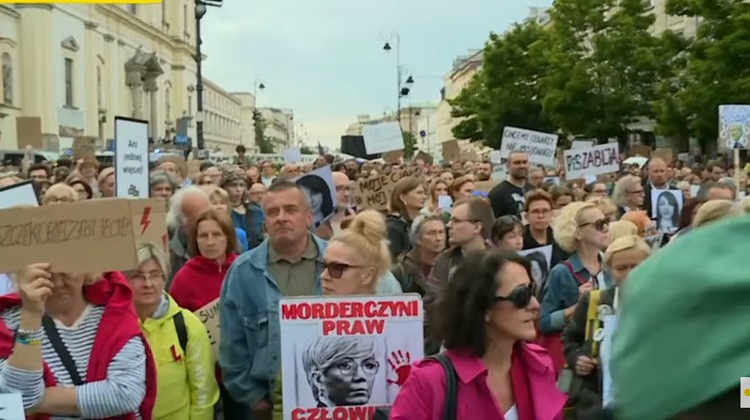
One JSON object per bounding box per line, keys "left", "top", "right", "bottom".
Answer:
{"left": 390, "top": 250, "right": 566, "bottom": 420}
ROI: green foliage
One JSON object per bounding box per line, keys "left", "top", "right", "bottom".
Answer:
{"left": 253, "top": 112, "right": 274, "bottom": 153}
{"left": 402, "top": 131, "right": 417, "bottom": 159}
{"left": 300, "top": 145, "right": 315, "bottom": 155}
{"left": 449, "top": 21, "right": 555, "bottom": 149}
{"left": 653, "top": 0, "right": 750, "bottom": 150}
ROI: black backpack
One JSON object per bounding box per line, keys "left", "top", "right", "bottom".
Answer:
{"left": 372, "top": 353, "right": 458, "bottom": 420}
{"left": 173, "top": 311, "right": 189, "bottom": 354}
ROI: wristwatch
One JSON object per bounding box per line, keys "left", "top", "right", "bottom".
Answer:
{"left": 16, "top": 327, "right": 44, "bottom": 345}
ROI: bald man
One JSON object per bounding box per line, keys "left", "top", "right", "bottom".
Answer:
{"left": 644, "top": 157, "right": 679, "bottom": 219}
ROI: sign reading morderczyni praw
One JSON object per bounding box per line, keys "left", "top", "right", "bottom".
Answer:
{"left": 499, "top": 126, "right": 559, "bottom": 166}
{"left": 563, "top": 143, "right": 620, "bottom": 180}
{"left": 195, "top": 298, "right": 220, "bottom": 359}
{"left": 351, "top": 166, "right": 425, "bottom": 211}
{"left": 279, "top": 294, "right": 424, "bottom": 420}
{"left": 115, "top": 116, "right": 150, "bottom": 198}
{"left": 0, "top": 198, "right": 167, "bottom": 273}
{"left": 362, "top": 121, "right": 404, "bottom": 155}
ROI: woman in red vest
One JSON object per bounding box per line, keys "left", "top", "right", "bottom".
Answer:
{"left": 0, "top": 264, "right": 157, "bottom": 419}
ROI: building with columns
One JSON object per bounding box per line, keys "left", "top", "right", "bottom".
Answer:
{"left": 231, "top": 91, "right": 259, "bottom": 153}
{"left": 0, "top": 3, "right": 237, "bottom": 153}
{"left": 436, "top": 49, "right": 483, "bottom": 146}
{"left": 259, "top": 107, "right": 293, "bottom": 152}
{"left": 203, "top": 79, "right": 241, "bottom": 154}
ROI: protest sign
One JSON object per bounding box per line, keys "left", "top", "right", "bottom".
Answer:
{"left": 413, "top": 150, "right": 433, "bottom": 165}
{"left": 600, "top": 315, "right": 618, "bottom": 408}
{"left": 280, "top": 294, "right": 424, "bottom": 420}
{"left": 351, "top": 167, "right": 424, "bottom": 211}
{"left": 499, "top": 127, "right": 558, "bottom": 166}
{"left": 16, "top": 116, "right": 43, "bottom": 150}
{"left": 441, "top": 140, "right": 461, "bottom": 161}
{"left": 194, "top": 298, "right": 220, "bottom": 359}
{"left": 0, "top": 198, "right": 166, "bottom": 273}
{"left": 294, "top": 166, "right": 337, "bottom": 229}
{"left": 128, "top": 198, "right": 169, "bottom": 253}
{"left": 474, "top": 180, "right": 499, "bottom": 193}
{"left": 363, "top": 121, "right": 404, "bottom": 155}
{"left": 563, "top": 143, "right": 620, "bottom": 180}
{"left": 0, "top": 180, "right": 40, "bottom": 210}
{"left": 718, "top": 104, "right": 750, "bottom": 151}
{"left": 115, "top": 117, "right": 149, "bottom": 198}
{"left": 283, "top": 148, "right": 303, "bottom": 163}
{"left": 518, "top": 245, "right": 552, "bottom": 287}
{"left": 571, "top": 140, "right": 594, "bottom": 149}
{"left": 73, "top": 136, "right": 97, "bottom": 163}
{"left": 651, "top": 189, "right": 682, "bottom": 232}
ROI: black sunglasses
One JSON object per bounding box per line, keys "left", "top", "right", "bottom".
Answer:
{"left": 322, "top": 262, "right": 364, "bottom": 279}
{"left": 579, "top": 218, "right": 609, "bottom": 232}
{"left": 495, "top": 283, "right": 537, "bottom": 309}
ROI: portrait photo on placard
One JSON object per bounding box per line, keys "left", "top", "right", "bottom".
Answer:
{"left": 518, "top": 245, "right": 552, "bottom": 288}
{"left": 295, "top": 166, "right": 336, "bottom": 229}
{"left": 651, "top": 190, "right": 682, "bottom": 233}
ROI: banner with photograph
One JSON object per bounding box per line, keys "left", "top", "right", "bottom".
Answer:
{"left": 279, "top": 294, "right": 424, "bottom": 420}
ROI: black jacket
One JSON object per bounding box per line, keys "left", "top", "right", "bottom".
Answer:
{"left": 385, "top": 214, "right": 411, "bottom": 260}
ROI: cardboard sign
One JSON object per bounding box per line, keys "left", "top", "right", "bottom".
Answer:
{"left": 442, "top": 140, "right": 461, "bottom": 161}
{"left": 129, "top": 198, "right": 169, "bottom": 253}
{"left": 0, "top": 198, "right": 167, "bottom": 273}
{"left": 15, "top": 117, "right": 43, "bottom": 150}
{"left": 474, "top": 180, "right": 499, "bottom": 193}
{"left": 279, "top": 294, "right": 424, "bottom": 419}
{"left": 563, "top": 143, "right": 620, "bottom": 180}
{"left": 73, "top": 136, "right": 97, "bottom": 163}
{"left": 351, "top": 167, "right": 425, "bottom": 211}
{"left": 194, "top": 298, "right": 220, "bottom": 359}
{"left": 382, "top": 150, "right": 404, "bottom": 164}
{"left": 413, "top": 150, "right": 433, "bottom": 165}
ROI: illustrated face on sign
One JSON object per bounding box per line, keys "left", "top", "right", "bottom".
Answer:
{"left": 304, "top": 336, "right": 380, "bottom": 407}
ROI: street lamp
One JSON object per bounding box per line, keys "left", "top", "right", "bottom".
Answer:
{"left": 194, "top": 0, "right": 222, "bottom": 153}
{"left": 382, "top": 33, "right": 415, "bottom": 130}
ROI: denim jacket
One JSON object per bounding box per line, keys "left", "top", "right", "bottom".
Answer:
{"left": 218, "top": 236, "right": 326, "bottom": 407}
{"left": 539, "top": 252, "right": 614, "bottom": 335}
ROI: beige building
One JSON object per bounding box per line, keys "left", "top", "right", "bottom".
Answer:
{"left": 259, "top": 107, "right": 293, "bottom": 152}
{"left": 203, "top": 79, "right": 241, "bottom": 154}
{"left": 0, "top": 3, "right": 206, "bottom": 152}
{"left": 650, "top": 0, "right": 699, "bottom": 37}
{"left": 436, "top": 50, "right": 483, "bottom": 145}
{"left": 230, "top": 91, "right": 258, "bottom": 152}
{"left": 345, "top": 114, "right": 394, "bottom": 136}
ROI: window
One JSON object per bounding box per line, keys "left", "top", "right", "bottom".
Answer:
{"left": 183, "top": 5, "right": 188, "bottom": 36}
{"left": 64, "top": 58, "right": 74, "bottom": 107}
{"left": 96, "top": 66, "right": 102, "bottom": 108}
{"left": 165, "top": 88, "right": 171, "bottom": 122}
{"left": 127, "top": 4, "right": 137, "bottom": 14}
{"left": 1, "top": 53, "right": 12, "bottom": 105}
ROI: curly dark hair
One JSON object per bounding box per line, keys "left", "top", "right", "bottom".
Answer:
{"left": 435, "top": 249, "right": 533, "bottom": 357}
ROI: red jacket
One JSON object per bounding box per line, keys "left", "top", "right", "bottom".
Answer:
{"left": 0, "top": 272, "right": 157, "bottom": 420}
{"left": 170, "top": 254, "right": 238, "bottom": 312}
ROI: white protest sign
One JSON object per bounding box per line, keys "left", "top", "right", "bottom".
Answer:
{"left": 0, "top": 180, "right": 39, "bottom": 210}
{"left": 563, "top": 143, "right": 620, "bottom": 180}
{"left": 600, "top": 315, "right": 618, "bottom": 408}
{"left": 518, "top": 245, "right": 552, "bottom": 287}
{"left": 280, "top": 294, "right": 424, "bottom": 420}
{"left": 283, "top": 148, "right": 303, "bottom": 163}
{"left": 499, "top": 127, "right": 558, "bottom": 166}
{"left": 0, "top": 393, "right": 24, "bottom": 420}
{"left": 363, "top": 121, "right": 404, "bottom": 155}
{"left": 114, "top": 117, "right": 149, "bottom": 198}
{"left": 489, "top": 150, "right": 502, "bottom": 164}
{"left": 294, "top": 166, "right": 337, "bottom": 229}
{"left": 572, "top": 140, "right": 594, "bottom": 149}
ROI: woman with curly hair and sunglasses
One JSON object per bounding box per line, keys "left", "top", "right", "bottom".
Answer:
{"left": 538, "top": 202, "right": 614, "bottom": 374}
{"left": 390, "top": 250, "right": 566, "bottom": 419}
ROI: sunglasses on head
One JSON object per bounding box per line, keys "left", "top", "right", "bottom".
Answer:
{"left": 322, "top": 261, "right": 364, "bottom": 279}
{"left": 494, "top": 283, "right": 537, "bottom": 309}
{"left": 579, "top": 218, "right": 609, "bottom": 232}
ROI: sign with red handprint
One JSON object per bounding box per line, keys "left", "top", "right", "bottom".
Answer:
{"left": 279, "top": 294, "right": 424, "bottom": 420}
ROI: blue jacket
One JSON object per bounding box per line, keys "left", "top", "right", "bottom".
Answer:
{"left": 231, "top": 203, "right": 265, "bottom": 249}
{"left": 219, "top": 235, "right": 327, "bottom": 407}
{"left": 539, "top": 252, "right": 614, "bottom": 335}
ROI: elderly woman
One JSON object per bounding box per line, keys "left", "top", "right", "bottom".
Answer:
{"left": 538, "top": 201, "right": 614, "bottom": 373}
{"left": 67, "top": 179, "right": 93, "bottom": 201}
{"left": 42, "top": 183, "right": 78, "bottom": 205}
{"left": 0, "top": 266, "right": 157, "bottom": 418}
{"left": 150, "top": 170, "right": 180, "bottom": 200}
{"left": 125, "top": 243, "right": 219, "bottom": 419}
{"left": 390, "top": 250, "right": 566, "bottom": 418}
{"left": 612, "top": 175, "right": 644, "bottom": 218}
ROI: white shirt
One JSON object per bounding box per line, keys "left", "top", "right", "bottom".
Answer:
{"left": 0, "top": 274, "right": 14, "bottom": 295}
{"left": 504, "top": 404, "right": 518, "bottom": 420}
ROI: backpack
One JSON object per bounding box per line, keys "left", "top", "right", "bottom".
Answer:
{"left": 372, "top": 353, "right": 458, "bottom": 420}
{"left": 173, "top": 311, "right": 189, "bottom": 354}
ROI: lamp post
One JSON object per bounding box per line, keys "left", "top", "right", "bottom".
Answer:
{"left": 383, "top": 34, "right": 414, "bottom": 130}
{"left": 193, "top": 0, "right": 222, "bottom": 154}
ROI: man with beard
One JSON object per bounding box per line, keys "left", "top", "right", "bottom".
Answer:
{"left": 476, "top": 161, "right": 493, "bottom": 181}
{"left": 489, "top": 151, "right": 532, "bottom": 217}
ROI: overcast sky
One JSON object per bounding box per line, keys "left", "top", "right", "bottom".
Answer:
{"left": 201, "top": 0, "right": 551, "bottom": 149}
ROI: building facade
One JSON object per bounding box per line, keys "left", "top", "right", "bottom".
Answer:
{"left": 436, "top": 50, "right": 483, "bottom": 145}
{"left": 259, "top": 107, "right": 293, "bottom": 152}
{"left": 0, "top": 3, "right": 202, "bottom": 152}
{"left": 650, "top": 0, "right": 700, "bottom": 37}
{"left": 203, "top": 79, "right": 241, "bottom": 154}
{"left": 415, "top": 106, "right": 439, "bottom": 154}
{"left": 230, "top": 91, "right": 258, "bottom": 153}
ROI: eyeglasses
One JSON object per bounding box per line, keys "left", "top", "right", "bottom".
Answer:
{"left": 579, "top": 218, "right": 610, "bottom": 232}
{"left": 528, "top": 209, "right": 551, "bottom": 216}
{"left": 322, "top": 261, "right": 365, "bottom": 279}
{"left": 495, "top": 283, "right": 537, "bottom": 309}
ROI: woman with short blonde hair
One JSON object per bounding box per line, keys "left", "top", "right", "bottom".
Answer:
{"left": 607, "top": 220, "right": 639, "bottom": 244}
{"left": 42, "top": 183, "right": 78, "bottom": 205}
{"left": 586, "top": 196, "right": 619, "bottom": 222}
{"left": 612, "top": 175, "right": 645, "bottom": 217}
{"left": 693, "top": 199, "right": 735, "bottom": 228}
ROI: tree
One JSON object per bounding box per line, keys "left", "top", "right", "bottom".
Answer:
{"left": 449, "top": 20, "right": 555, "bottom": 149}
{"left": 541, "top": 0, "right": 663, "bottom": 144}
{"left": 300, "top": 145, "right": 315, "bottom": 155}
{"left": 655, "top": 0, "right": 750, "bottom": 151}
{"left": 402, "top": 131, "right": 417, "bottom": 159}
{"left": 253, "top": 110, "right": 274, "bottom": 153}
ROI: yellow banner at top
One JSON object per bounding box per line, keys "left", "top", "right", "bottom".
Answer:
{"left": 0, "top": 0, "right": 161, "bottom": 3}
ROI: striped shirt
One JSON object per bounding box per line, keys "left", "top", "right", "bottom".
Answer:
{"left": 0, "top": 304, "right": 147, "bottom": 419}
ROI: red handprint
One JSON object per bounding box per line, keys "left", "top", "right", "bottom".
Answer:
{"left": 386, "top": 350, "right": 413, "bottom": 386}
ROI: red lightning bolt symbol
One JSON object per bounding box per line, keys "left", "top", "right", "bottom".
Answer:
{"left": 140, "top": 207, "right": 152, "bottom": 235}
